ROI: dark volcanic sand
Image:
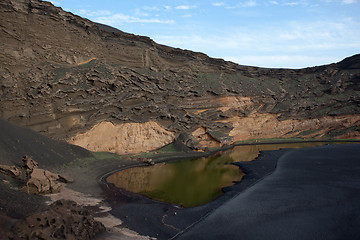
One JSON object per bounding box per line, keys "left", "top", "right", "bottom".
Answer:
{"left": 1, "top": 117, "right": 360, "bottom": 239}
{"left": 178, "top": 144, "right": 360, "bottom": 240}
{"left": 0, "top": 118, "right": 93, "bottom": 236}
{"left": 103, "top": 148, "right": 293, "bottom": 239}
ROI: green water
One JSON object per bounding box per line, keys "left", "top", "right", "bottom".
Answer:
{"left": 107, "top": 142, "right": 348, "bottom": 207}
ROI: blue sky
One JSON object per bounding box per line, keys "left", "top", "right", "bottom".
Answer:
{"left": 48, "top": 0, "right": 360, "bottom": 68}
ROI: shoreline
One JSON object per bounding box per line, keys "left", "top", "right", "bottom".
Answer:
{"left": 177, "top": 143, "right": 360, "bottom": 239}
{"left": 2, "top": 134, "right": 359, "bottom": 238}
{"left": 98, "top": 139, "right": 360, "bottom": 188}
{"left": 87, "top": 140, "right": 360, "bottom": 239}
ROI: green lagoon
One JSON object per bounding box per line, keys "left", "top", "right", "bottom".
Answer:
{"left": 107, "top": 142, "right": 347, "bottom": 207}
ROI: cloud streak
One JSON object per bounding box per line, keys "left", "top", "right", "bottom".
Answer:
{"left": 48, "top": 0, "right": 60, "bottom": 6}
{"left": 224, "top": 55, "right": 340, "bottom": 68}
{"left": 342, "top": 0, "right": 357, "bottom": 4}
{"left": 62, "top": 0, "right": 360, "bottom": 68}
{"left": 212, "top": 2, "right": 225, "bottom": 7}
{"left": 175, "top": 5, "right": 197, "bottom": 10}
{"left": 95, "top": 14, "right": 174, "bottom": 25}
{"left": 153, "top": 18, "right": 360, "bottom": 68}
{"left": 78, "top": 9, "right": 112, "bottom": 17}
{"left": 225, "top": 0, "right": 258, "bottom": 8}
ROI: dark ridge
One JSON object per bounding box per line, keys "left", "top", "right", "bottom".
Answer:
{"left": 336, "top": 54, "right": 360, "bottom": 69}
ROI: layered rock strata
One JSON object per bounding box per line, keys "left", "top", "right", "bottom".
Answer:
{"left": 1, "top": 0, "right": 359, "bottom": 152}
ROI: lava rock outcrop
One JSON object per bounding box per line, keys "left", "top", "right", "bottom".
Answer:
{"left": 7, "top": 199, "right": 105, "bottom": 240}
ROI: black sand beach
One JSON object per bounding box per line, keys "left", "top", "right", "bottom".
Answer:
{"left": 1, "top": 118, "right": 360, "bottom": 239}
{"left": 178, "top": 144, "right": 360, "bottom": 240}
{"left": 99, "top": 148, "right": 290, "bottom": 239}
{"left": 49, "top": 142, "right": 360, "bottom": 239}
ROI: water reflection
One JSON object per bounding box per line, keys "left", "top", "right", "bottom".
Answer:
{"left": 107, "top": 142, "right": 345, "bottom": 207}
{"left": 107, "top": 152, "right": 243, "bottom": 207}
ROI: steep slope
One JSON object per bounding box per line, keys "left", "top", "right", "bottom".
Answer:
{"left": 1, "top": 0, "right": 359, "bottom": 153}
{"left": 0, "top": 118, "right": 91, "bottom": 169}
{"left": 0, "top": 117, "right": 91, "bottom": 215}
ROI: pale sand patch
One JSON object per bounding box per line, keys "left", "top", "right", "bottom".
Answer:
{"left": 46, "top": 186, "right": 107, "bottom": 209}
{"left": 69, "top": 121, "right": 175, "bottom": 155}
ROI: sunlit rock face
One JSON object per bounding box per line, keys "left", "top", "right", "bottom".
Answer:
{"left": 223, "top": 114, "right": 360, "bottom": 142}
{"left": 69, "top": 121, "right": 175, "bottom": 154}
{"left": 1, "top": 0, "right": 359, "bottom": 154}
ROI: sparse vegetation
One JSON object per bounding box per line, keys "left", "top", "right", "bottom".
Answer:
{"left": 155, "top": 143, "right": 178, "bottom": 153}
{"left": 62, "top": 151, "right": 126, "bottom": 169}
{"left": 296, "top": 129, "right": 322, "bottom": 137}
{"left": 196, "top": 73, "right": 221, "bottom": 88}
{"left": 53, "top": 68, "right": 67, "bottom": 81}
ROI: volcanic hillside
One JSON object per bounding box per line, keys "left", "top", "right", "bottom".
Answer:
{"left": 1, "top": 0, "right": 360, "bottom": 154}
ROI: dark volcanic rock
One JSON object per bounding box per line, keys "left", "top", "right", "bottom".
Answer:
{"left": 8, "top": 200, "right": 105, "bottom": 240}
{"left": 0, "top": 118, "right": 91, "bottom": 169}
{"left": 174, "top": 133, "right": 204, "bottom": 152}
{"left": 1, "top": 155, "right": 69, "bottom": 194}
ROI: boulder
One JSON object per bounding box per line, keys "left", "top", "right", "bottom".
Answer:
{"left": 0, "top": 165, "right": 20, "bottom": 177}
{"left": 8, "top": 199, "right": 105, "bottom": 240}
{"left": 0, "top": 156, "right": 72, "bottom": 194}
{"left": 22, "top": 155, "right": 38, "bottom": 175}
{"left": 24, "top": 169, "right": 62, "bottom": 194}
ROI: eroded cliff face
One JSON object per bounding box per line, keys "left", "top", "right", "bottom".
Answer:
{"left": 0, "top": 0, "right": 359, "bottom": 154}
{"left": 225, "top": 114, "right": 360, "bottom": 141}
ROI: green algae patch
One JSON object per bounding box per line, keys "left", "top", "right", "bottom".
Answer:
{"left": 107, "top": 152, "right": 243, "bottom": 208}
{"left": 106, "top": 142, "right": 356, "bottom": 208}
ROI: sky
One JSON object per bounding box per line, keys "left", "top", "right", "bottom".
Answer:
{"left": 48, "top": 0, "right": 360, "bottom": 69}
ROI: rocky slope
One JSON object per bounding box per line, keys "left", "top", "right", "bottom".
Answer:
{"left": 0, "top": 118, "right": 103, "bottom": 238}
{"left": 1, "top": 0, "right": 359, "bottom": 153}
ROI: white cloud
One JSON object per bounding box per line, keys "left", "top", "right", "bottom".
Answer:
{"left": 212, "top": 2, "right": 225, "bottom": 6}
{"left": 342, "top": 0, "right": 357, "bottom": 4}
{"left": 134, "top": 9, "right": 149, "bottom": 17}
{"left": 95, "top": 14, "right": 175, "bottom": 25}
{"left": 153, "top": 18, "right": 360, "bottom": 68}
{"left": 268, "top": 0, "right": 310, "bottom": 6}
{"left": 143, "top": 6, "right": 160, "bottom": 11}
{"left": 270, "top": 1, "right": 279, "bottom": 4}
{"left": 224, "top": 55, "right": 340, "bottom": 68}
{"left": 284, "top": 2, "right": 300, "bottom": 6}
{"left": 155, "top": 33, "right": 345, "bottom": 68}
{"left": 183, "top": 14, "right": 193, "bottom": 18}
{"left": 78, "top": 9, "right": 112, "bottom": 17}
{"left": 48, "top": 0, "right": 60, "bottom": 6}
{"left": 243, "top": 0, "right": 257, "bottom": 7}
{"left": 175, "top": 5, "right": 197, "bottom": 10}
{"left": 226, "top": 0, "right": 257, "bottom": 8}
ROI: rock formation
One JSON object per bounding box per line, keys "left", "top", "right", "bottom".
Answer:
{"left": 0, "top": 0, "right": 359, "bottom": 153}
{"left": 0, "top": 165, "right": 21, "bottom": 177}
{"left": 0, "top": 156, "right": 71, "bottom": 194}
{"left": 69, "top": 121, "right": 175, "bottom": 154}
{"left": 7, "top": 199, "right": 105, "bottom": 240}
